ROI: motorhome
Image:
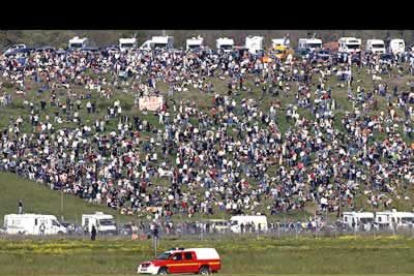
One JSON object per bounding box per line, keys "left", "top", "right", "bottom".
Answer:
{"left": 375, "top": 210, "right": 414, "bottom": 231}
{"left": 186, "top": 36, "right": 204, "bottom": 51}
{"left": 245, "top": 36, "right": 264, "bottom": 54}
{"left": 342, "top": 212, "right": 374, "bottom": 231}
{"left": 140, "top": 36, "right": 174, "bottom": 51}
{"left": 229, "top": 215, "right": 268, "bottom": 233}
{"left": 119, "top": 38, "right": 137, "bottom": 52}
{"left": 365, "top": 39, "right": 386, "bottom": 54}
{"left": 298, "top": 38, "right": 323, "bottom": 52}
{"left": 338, "top": 37, "right": 362, "bottom": 53}
{"left": 68, "top": 36, "right": 89, "bottom": 50}
{"left": 389, "top": 39, "right": 405, "bottom": 55}
{"left": 216, "top": 37, "right": 234, "bottom": 53}
{"left": 3, "top": 214, "right": 67, "bottom": 235}
{"left": 82, "top": 212, "right": 117, "bottom": 235}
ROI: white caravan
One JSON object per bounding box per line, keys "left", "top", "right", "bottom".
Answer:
{"left": 298, "top": 38, "right": 323, "bottom": 51}
{"left": 216, "top": 37, "right": 234, "bottom": 53}
{"left": 245, "top": 36, "right": 264, "bottom": 54}
{"left": 186, "top": 36, "right": 204, "bottom": 51}
{"left": 82, "top": 212, "right": 117, "bottom": 235}
{"left": 119, "top": 38, "right": 137, "bottom": 52}
{"left": 375, "top": 210, "right": 414, "bottom": 231}
{"left": 3, "top": 214, "right": 67, "bottom": 235}
{"left": 272, "top": 37, "right": 290, "bottom": 48}
{"left": 389, "top": 39, "right": 405, "bottom": 55}
{"left": 365, "top": 39, "right": 386, "bottom": 54}
{"left": 140, "top": 36, "right": 174, "bottom": 51}
{"left": 338, "top": 37, "right": 362, "bottom": 53}
{"left": 342, "top": 212, "right": 374, "bottom": 231}
{"left": 68, "top": 36, "right": 89, "bottom": 50}
{"left": 229, "top": 215, "right": 268, "bottom": 233}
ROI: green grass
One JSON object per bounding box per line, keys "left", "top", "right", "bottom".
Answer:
{"left": 1, "top": 236, "right": 414, "bottom": 275}
{"left": 0, "top": 172, "right": 126, "bottom": 223}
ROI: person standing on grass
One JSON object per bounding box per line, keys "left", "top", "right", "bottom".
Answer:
{"left": 91, "top": 225, "right": 97, "bottom": 241}
{"left": 18, "top": 199, "right": 23, "bottom": 214}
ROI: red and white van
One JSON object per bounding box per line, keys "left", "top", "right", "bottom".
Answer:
{"left": 137, "top": 247, "right": 221, "bottom": 275}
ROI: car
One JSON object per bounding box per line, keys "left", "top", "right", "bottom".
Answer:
{"left": 137, "top": 247, "right": 221, "bottom": 275}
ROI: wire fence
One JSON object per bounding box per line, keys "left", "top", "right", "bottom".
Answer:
{"left": 1, "top": 217, "right": 414, "bottom": 240}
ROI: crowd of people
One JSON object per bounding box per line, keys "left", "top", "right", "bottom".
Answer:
{"left": 1, "top": 44, "right": 414, "bottom": 223}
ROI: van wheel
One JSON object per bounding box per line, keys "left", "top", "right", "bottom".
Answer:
{"left": 199, "top": 266, "right": 210, "bottom": 275}
{"left": 158, "top": 267, "right": 169, "bottom": 275}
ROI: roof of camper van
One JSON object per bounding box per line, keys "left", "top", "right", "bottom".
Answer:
{"left": 119, "top": 38, "right": 137, "bottom": 44}
{"left": 152, "top": 36, "right": 172, "bottom": 43}
{"left": 4, "top": 214, "right": 58, "bottom": 219}
{"left": 299, "top": 38, "right": 322, "bottom": 43}
{"left": 343, "top": 212, "right": 374, "bottom": 217}
{"left": 69, "top": 36, "right": 88, "bottom": 43}
{"left": 186, "top": 36, "right": 203, "bottom": 44}
{"left": 246, "top": 36, "right": 263, "bottom": 41}
{"left": 217, "top": 37, "right": 234, "bottom": 44}
{"left": 367, "top": 39, "right": 385, "bottom": 44}
{"left": 339, "top": 37, "right": 361, "bottom": 43}
{"left": 376, "top": 210, "right": 414, "bottom": 217}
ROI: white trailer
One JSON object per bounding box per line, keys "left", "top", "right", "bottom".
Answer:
{"left": 3, "top": 214, "right": 67, "bottom": 235}
{"left": 82, "top": 212, "right": 117, "bottom": 235}
{"left": 216, "top": 37, "right": 234, "bottom": 53}
{"left": 140, "top": 36, "right": 174, "bottom": 51}
{"left": 245, "top": 36, "right": 264, "bottom": 54}
{"left": 229, "top": 215, "right": 268, "bottom": 233}
{"left": 119, "top": 38, "right": 137, "bottom": 52}
{"left": 389, "top": 39, "right": 405, "bottom": 55}
{"left": 342, "top": 212, "right": 374, "bottom": 231}
{"left": 375, "top": 210, "right": 414, "bottom": 231}
{"left": 186, "top": 36, "right": 203, "bottom": 51}
{"left": 365, "top": 39, "right": 386, "bottom": 54}
{"left": 68, "top": 36, "right": 89, "bottom": 50}
{"left": 298, "top": 38, "right": 322, "bottom": 51}
{"left": 338, "top": 37, "right": 362, "bottom": 53}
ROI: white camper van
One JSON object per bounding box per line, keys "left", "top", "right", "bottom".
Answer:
{"left": 119, "top": 38, "right": 137, "bottom": 52}
{"left": 342, "top": 212, "right": 374, "bottom": 231}
{"left": 186, "top": 36, "right": 204, "bottom": 51}
{"left": 365, "top": 39, "right": 386, "bottom": 54}
{"left": 245, "top": 36, "right": 264, "bottom": 54}
{"left": 82, "top": 212, "right": 117, "bottom": 235}
{"left": 338, "top": 37, "right": 362, "bottom": 53}
{"left": 272, "top": 38, "right": 290, "bottom": 48}
{"left": 68, "top": 36, "right": 89, "bottom": 50}
{"left": 389, "top": 39, "right": 405, "bottom": 55}
{"left": 229, "top": 215, "right": 268, "bottom": 233}
{"left": 216, "top": 37, "right": 234, "bottom": 53}
{"left": 3, "top": 214, "right": 67, "bottom": 235}
{"left": 140, "top": 36, "right": 174, "bottom": 51}
{"left": 298, "top": 38, "right": 323, "bottom": 51}
{"left": 375, "top": 210, "right": 414, "bottom": 231}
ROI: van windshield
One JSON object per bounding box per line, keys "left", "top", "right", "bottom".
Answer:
{"left": 121, "top": 43, "right": 134, "bottom": 48}
{"left": 360, "top": 218, "right": 373, "bottom": 224}
{"left": 401, "top": 218, "right": 414, "bottom": 223}
{"left": 70, "top": 43, "right": 83, "bottom": 48}
{"left": 156, "top": 252, "right": 171, "bottom": 260}
{"left": 347, "top": 44, "right": 360, "bottom": 49}
{"left": 221, "top": 45, "right": 233, "bottom": 50}
{"left": 230, "top": 220, "right": 238, "bottom": 226}
{"left": 99, "top": 219, "right": 115, "bottom": 226}
{"left": 372, "top": 44, "right": 384, "bottom": 48}
{"left": 308, "top": 43, "right": 321, "bottom": 49}
{"left": 153, "top": 43, "right": 167, "bottom": 49}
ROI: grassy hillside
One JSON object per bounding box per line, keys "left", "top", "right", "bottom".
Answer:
{"left": 0, "top": 30, "right": 413, "bottom": 49}
{"left": 0, "top": 172, "right": 124, "bottom": 223}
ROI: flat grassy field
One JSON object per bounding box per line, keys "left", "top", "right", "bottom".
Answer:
{"left": 1, "top": 236, "right": 414, "bottom": 275}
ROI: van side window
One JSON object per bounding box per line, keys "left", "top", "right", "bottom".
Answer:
{"left": 378, "top": 217, "right": 382, "bottom": 222}
{"left": 35, "top": 219, "right": 38, "bottom": 226}
{"left": 184, "top": 252, "right": 193, "bottom": 260}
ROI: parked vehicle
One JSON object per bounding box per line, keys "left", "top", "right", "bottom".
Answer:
{"left": 81, "top": 212, "right": 117, "bottom": 235}
{"left": 3, "top": 214, "right": 67, "bottom": 235}
{"left": 229, "top": 215, "right": 268, "bottom": 233}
